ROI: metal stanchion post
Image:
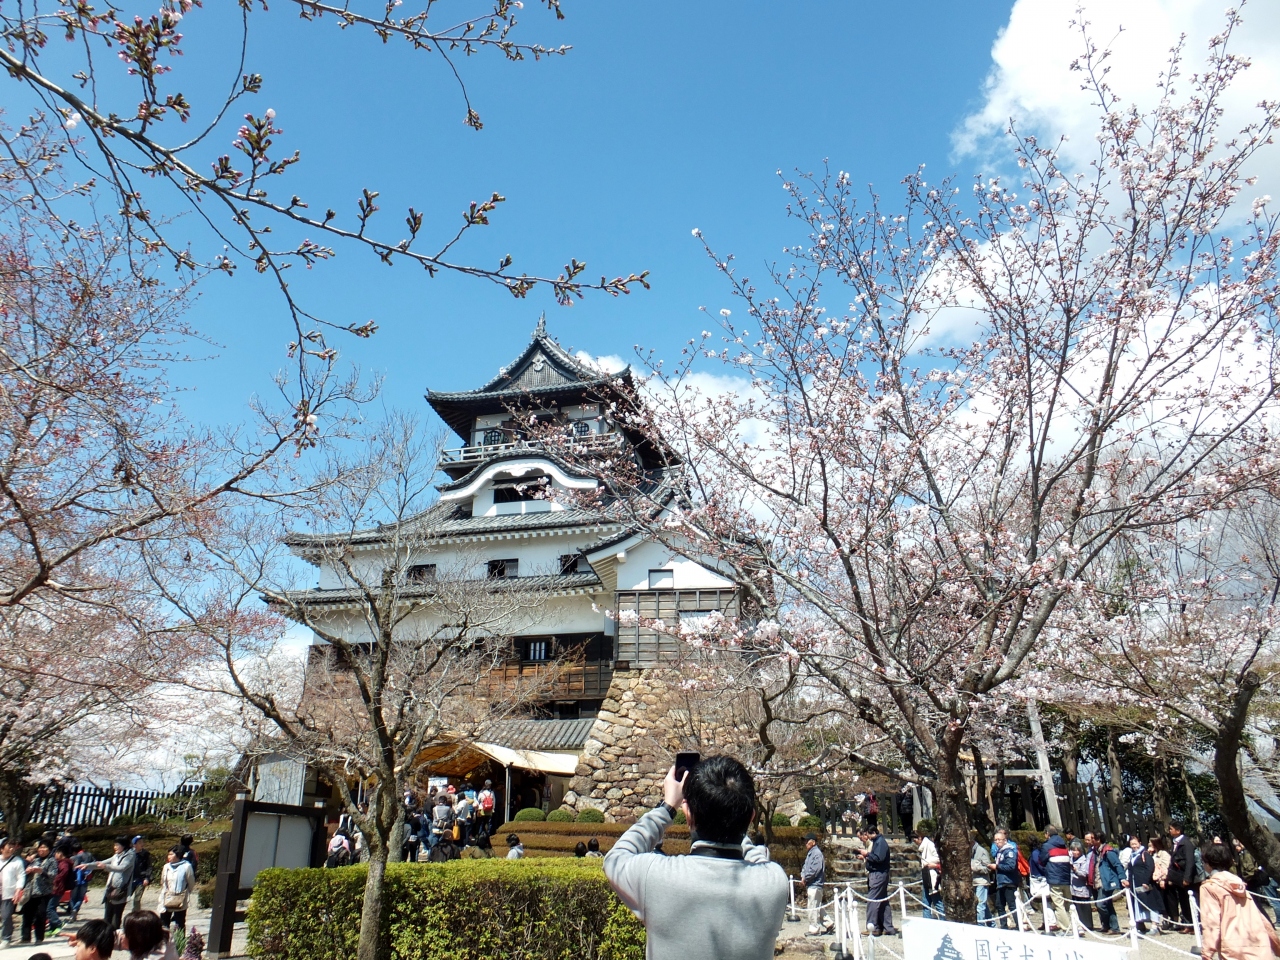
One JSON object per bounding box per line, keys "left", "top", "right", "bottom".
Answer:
{"left": 852, "top": 897, "right": 863, "bottom": 960}
{"left": 788, "top": 875, "right": 798, "bottom": 921}
{"left": 1125, "top": 888, "right": 1141, "bottom": 953}
{"left": 1191, "top": 890, "right": 1203, "bottom": 950}
{"left": 898, "top": 881, "right": 906, "bottom": 923}
{"left": 832, "top": 888, "right": 845, "bottom": 960}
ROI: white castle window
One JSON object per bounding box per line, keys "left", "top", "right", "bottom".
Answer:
{"left": 648, "top": 569, "right": 674, "bottom": 589}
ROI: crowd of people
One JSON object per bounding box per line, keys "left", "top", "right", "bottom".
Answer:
{"left": 869, "top": 816, "right": 1280, "bottom": 953}
{"left": 0, "top": 830, "right": 198, "bottom": 949}
{"left": 0, "top": 828, "right": 201, "bottom": 960}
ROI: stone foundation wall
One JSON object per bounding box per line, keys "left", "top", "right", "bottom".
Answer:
{"left": 562, "top": 667, "right": 679, "bottom": 821}
{"left": 560, "top": 665, "right": 795, "bottom": 823}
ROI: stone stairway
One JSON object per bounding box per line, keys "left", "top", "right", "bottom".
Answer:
{"left": 829, "top": 837, "right": 920, "bottom": 886}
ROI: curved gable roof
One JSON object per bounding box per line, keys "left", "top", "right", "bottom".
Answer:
{"left": 426, "top": 318, "right": 632, "bottom": 439}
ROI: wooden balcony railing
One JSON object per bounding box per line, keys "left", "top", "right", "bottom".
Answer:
{"left": 482, "top": 659, "right": 614, "bottom": 700}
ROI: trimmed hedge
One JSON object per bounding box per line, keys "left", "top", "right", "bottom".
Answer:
{"left": 513, "top": 807, "right": 546, "bottom": 822}
{"left": 771, "top": 812, "right": 791, "bottom": 827}
{"left": 796, "top": 815, "right": 823, "bottom": 830}
{"left": 576, "top": 808, "right": 605, "bottom": 823}
{"left": 247, "top": 859, "right": 643, "bottom": 960}
{"left": 546, "top": 809, "right": 573, "bottom": 822}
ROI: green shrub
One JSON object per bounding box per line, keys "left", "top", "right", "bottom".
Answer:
{"left": 576, "top": 808, "right": 605, "bottom": 823}
{"left": 196, "top": 879, "right": 216, "bottom": 910}
{"left": 513, "top": 807, "right": 546, "bottom": 822}
{"left": 796, "top": 815, "right": 823, "bottom": 831}
{"left": 546, "top": 809, "right": 574, "bottom": 822}
{"left": 672, "top": 809, "right": 686, "bottom": 825}
{"left": 1018, "top": 822, "right": 1036, "bottom": 833}
{"left": 247, "top": 859, "right": 644, "bottom": 960}
{"left": 914, "top": 818, "right": 938, "bottom": 837}
{"left": 771, "top": 812, "right": 791, "bottom": 827}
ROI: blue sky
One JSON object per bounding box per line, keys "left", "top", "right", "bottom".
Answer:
{"left": 9, "top": 0, "right": 1278, "bottom": 432}
{"left": 7, "top": 1, "right": 1012, "bottom": 427}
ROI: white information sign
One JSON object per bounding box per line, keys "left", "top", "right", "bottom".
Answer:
{"left": 902, "top": 918, "right": 1135, "bottom": 960}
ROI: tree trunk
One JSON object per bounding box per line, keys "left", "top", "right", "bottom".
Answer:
{"left": 357, "top": 844, "right": 387, "bottom": 960}
{"left": 1152, "top": 749, "right": 1171, "bottom": 826}
{"left": 936, "top": 734, "right": 977, "bottom": 923}
{"left": 387, "top": 805, "right": 405, "bottom": 864}
{"left": 1180, "top": 764, "right": 1203, "bottom": 836}
{"left": 1214, "top": 673, "right": 1280, "bottom": 880}
{"left": 1061, "top": 716, "right": 1080, "bottom": 785}
{"left": 971, "top": 742, "right": 993, "bottom": 838}
{"left": 0, "top": 774, "right": 34, "bottom": 844}
{"left": 356, "top": 782, "right": 399, "bottom": 960}
{"left": 1106, "top": 728, "right": 1123, "bottom": 808}
{"left": 993, "top": 758, "right": 1007, "bottom": 829}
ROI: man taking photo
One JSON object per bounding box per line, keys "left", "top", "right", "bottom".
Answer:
{"left": 604, "top": 755, "right": 787, "bottom": 960}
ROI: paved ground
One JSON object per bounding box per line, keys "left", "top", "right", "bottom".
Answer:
{"left": 3, "top": 887, "right": 1205, "bottom": 959}
{"left": 776, "top": 897, "right": 1205, "bottom": 960}
{"left": 1, "top": 892, "right": 243, "bottom": 959}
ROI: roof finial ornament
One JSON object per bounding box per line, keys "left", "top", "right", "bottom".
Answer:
{"left": 535, "top": 313, "right": 546, "bottom": 338}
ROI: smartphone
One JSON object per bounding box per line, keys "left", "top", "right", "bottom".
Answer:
{"left": 674, "top": 751, "right": 701, "bottom": 782}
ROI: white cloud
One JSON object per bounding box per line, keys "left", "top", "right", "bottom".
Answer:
{"left": 955, "top": 0, "right": 1280, "bottom": 191}
{"left": 574, "top": 350, "right": 629, "bottom": 374}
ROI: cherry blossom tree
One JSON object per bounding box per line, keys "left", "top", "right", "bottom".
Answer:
{"left": 1080, "top": 495, "right": 1280, "bottom": 877}
{"left": 0, "top": 133, "right": 364, "bottom": 835}
{"left": 155, "top": 414, "right": 562, "bottom": 960}
{"left": 0, "top": 0, "right": 649, "bottom": 427}
{"left": 558, "top": 14, "right": 1280, "bottom": 919}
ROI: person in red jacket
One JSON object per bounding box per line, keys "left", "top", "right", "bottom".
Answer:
{"left": 46, "top": 846, "right": 71, "bottom": 934}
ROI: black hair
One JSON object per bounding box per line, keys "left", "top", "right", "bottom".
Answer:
{"left": 506, "top": 833, "right": 520, "bottom": 846}
{"left": 75, "top": 919, "right": 115, "bottom": 958}
{"left": 574, "top": 841, "right": 587, "bottom": 857}
{"left": 29, "top": 954, "right": 53, "bottom": 960}
{"left": 123, "top": 911, "right": 166, "bottom": 958}
{"left": 476, "top": 834, "right": 492, "bottom": 850}
{"left": 1169, "top": 819, "right": 1185, "bottom": 833}
{"left": 169, "top": 845, "right": 185, "bottom": 857}
{"left": 587, "top": 837, "right": 600, "bottom": 852}
{"left": 114, "top": 836, "right": 131, "bottom": 849}
{"left": 683, "top": 754, "right": 756, "bottom": 844}
{"left": 1203, "top": 842, "right": 1234, "bottom": 872}
{"left": 1094, "top": 831, "right": 1109, "bottom": 844}
{"left": 179, "top": 835, "right": 193, "bottom": 847}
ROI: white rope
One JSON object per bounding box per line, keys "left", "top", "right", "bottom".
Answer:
{"left": 1135, "top": 932, "right": 1202, "bottom": 958}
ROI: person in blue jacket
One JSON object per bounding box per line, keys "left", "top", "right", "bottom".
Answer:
{"left": 991, "top": 829, "right": 1021, "bottom": 930}
{"left": 1041, "top": 827, "right": 1074, "bottom": 934}
{"left": 1086, "top": 831, "right": 1124, "bottom": 935}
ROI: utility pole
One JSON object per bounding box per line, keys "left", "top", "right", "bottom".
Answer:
{"left": 1027, "top": 700, "right": 1063, "bottom": 827}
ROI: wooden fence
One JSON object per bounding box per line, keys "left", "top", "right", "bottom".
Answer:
{"left": 23, "top": 784, "right": 205, "bottom": 830}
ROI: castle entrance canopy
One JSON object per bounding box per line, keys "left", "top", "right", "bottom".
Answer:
{"left": 415, "top": 718, "right": 592, "bottom": 778}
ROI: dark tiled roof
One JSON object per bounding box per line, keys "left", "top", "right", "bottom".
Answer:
{"left": 272, "top": 571, "right": 605, "bottom": 609}
{"left": 425, "top": 324, "right": 632, "bottom": 439}
{"left": 481, "top": 717, "right": 596, "bottom": 751}
{"left": 285, "top": 500, "right": 622, "bottom": 553}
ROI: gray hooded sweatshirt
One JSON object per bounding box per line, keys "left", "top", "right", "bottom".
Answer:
{"left": 604, "top": 806, "right": 787, "bottom": 960}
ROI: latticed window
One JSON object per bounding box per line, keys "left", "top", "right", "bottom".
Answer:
{"left": 573, "top": 420, "right": 591, "bottom": 438}
{"left": 483, "top": 428, "right": 504, "bottom": 446}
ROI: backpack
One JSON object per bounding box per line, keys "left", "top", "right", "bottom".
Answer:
{"left": 1017, "top": 849, "right": 1031, "bottom": 878}
{"left": 1194, "top": 846, "right": 1207, "bottom": 884}
{"left": 481, "top": 792, "right": 495, "bottom": 813}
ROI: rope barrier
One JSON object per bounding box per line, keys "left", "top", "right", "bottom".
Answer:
{"left": 1135, "top": 931, "right": 1203, "bottom": 958}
